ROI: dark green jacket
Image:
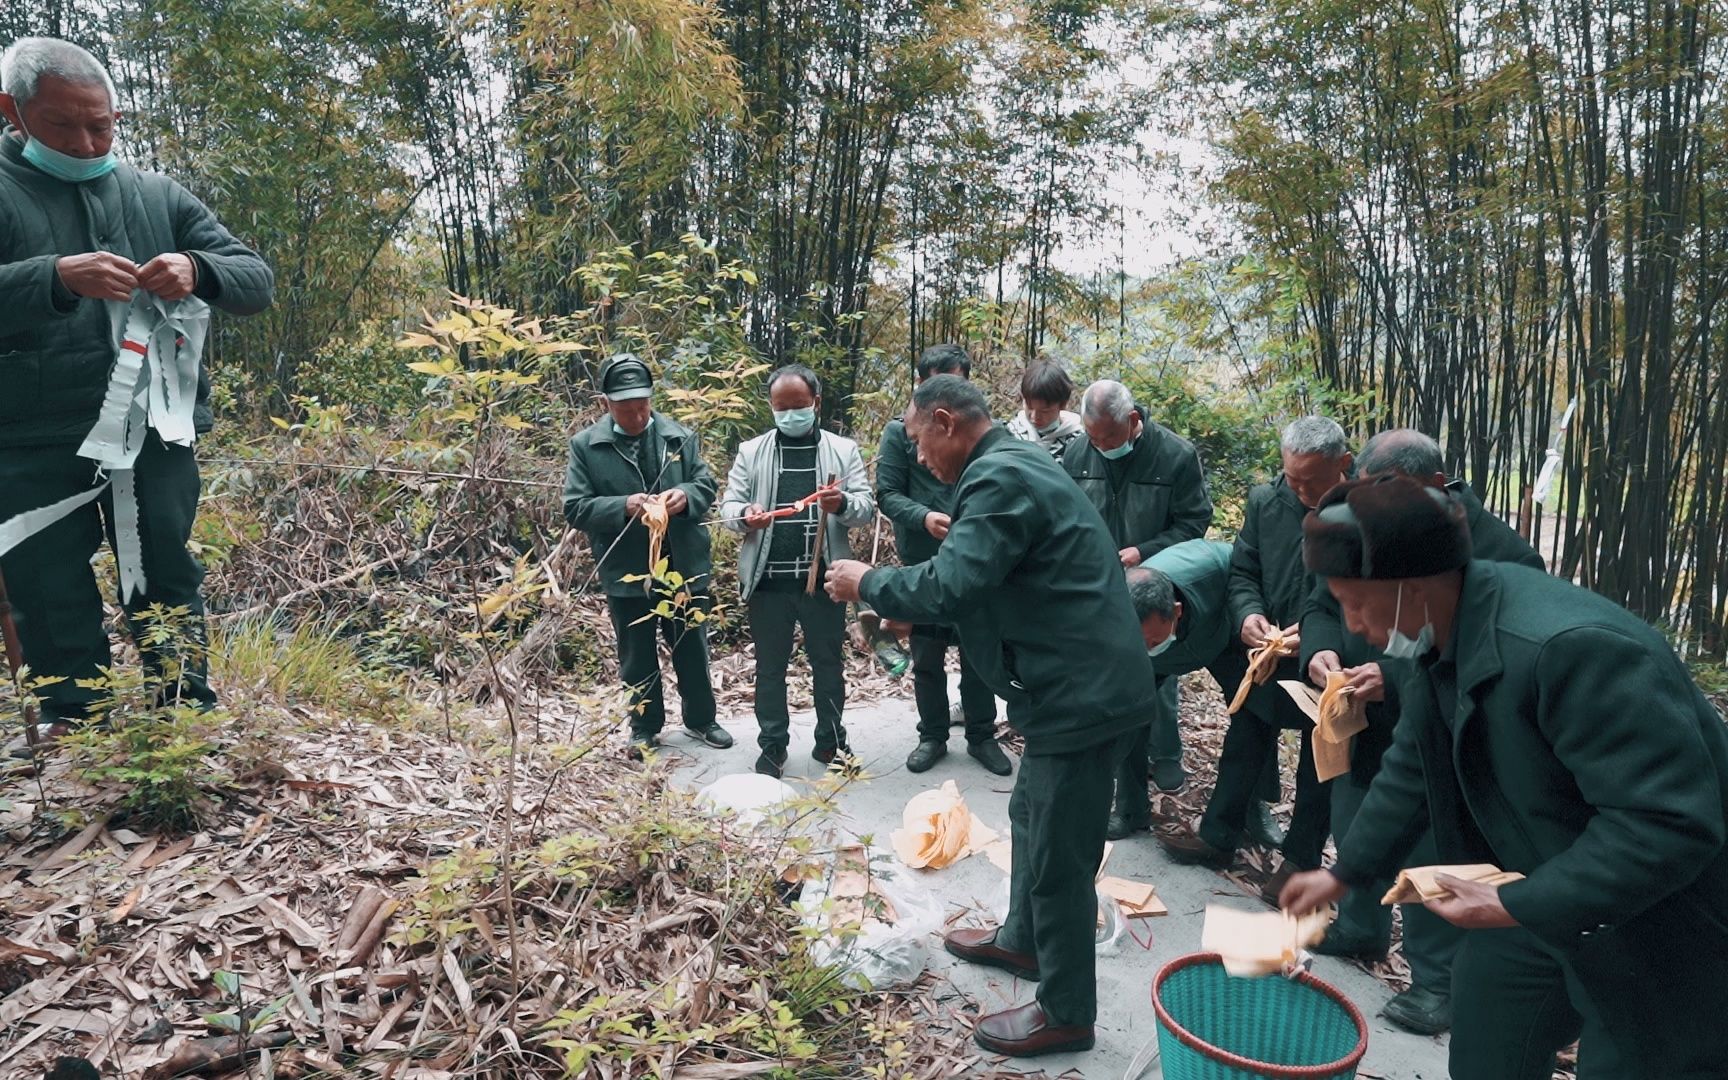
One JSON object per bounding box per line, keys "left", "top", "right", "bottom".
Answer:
{"left": 1332, "top": 562, "right": 1728, "bottom": 1069}
{"left": 1227, "top": 476, "right": 1316, "bottom": 632}
{"left": 1145, "top": 539, "right": 1234, "bottom": 680}
{"left": 875, "top": 418, "right": 952, "bottom": 565}
{"left": 562, "top": 414, "right": 717, "bottom": 597}
{"left": 862, "top": 427, "right": 1156, "bottom": 753}
{"left": 0, "top": 133, "right": 274, "bottom": 447}
{"left": 1065, "top": 418, "right": 1213, "bottom": 560}
{"left": 1300, "top": 483, "right": 1547, "bottom": 781}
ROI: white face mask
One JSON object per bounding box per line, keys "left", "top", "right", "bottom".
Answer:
{"left": 1383, "top": 583, "right": 1435, "bottom": 660}
{"left": 1147, "top": 636, "right": 1175, "bottom": 659}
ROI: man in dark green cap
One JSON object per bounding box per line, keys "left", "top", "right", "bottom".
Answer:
{"left": 0, "top": 37, "right": 274, "bottom": 736}
{"left": 1283, "top": 474, "right": 1728, "bottom": 1080}
{"left": 563, "top": 353, "right": 732, "bottom": 757}
{"left": 826, "top": 375, "right": 1153, "bottom": 1059}
{"left": 876, "top": 343, "right": 1010, "bottom": 777}
{"left": 1065, "top": 378, "right": 1213, "bottom": 795}
{"left": 1298, "top": 429, "right": 1546, "bottom": 1036}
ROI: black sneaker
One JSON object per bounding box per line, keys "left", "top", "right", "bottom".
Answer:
{"left": 811, "top": 744, "right": 847, "bottom": 766}
{"left": 755, "top": 749, "right": 788, "bottom": 778}
{"left": 1151, "top": 757, "right": 1189, "bottom": 793}
{"left": 967, "top": 739, "right": 1012, "bottom": 776}
{"left": 685, "top": 723, "right": 735, "bottom": 749}
{"left": 905, "top": 740, "right": 947, "bottom": 773}
{"left": 813, "top": 745, "right": 859, "bottom": 775}
{"left": 626, "top": 733, "right": 657, "bottom": 761}
{"left": 1245, "top": 801, "right": 1285, "bottom": 848}
{"left": 1106, "top": 811, "right": 1151, "bottom": 840}
{"left": 1381, "top": 985, "right": 1453, "bottom": 1035}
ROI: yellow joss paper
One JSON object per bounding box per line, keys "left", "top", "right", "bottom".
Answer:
{"left": 890, "top": 780, "right": 998, "bottom": 869}
{"left": 1382, "top": 864, "right": 1526, "bottom": 904}
{"left": 1228, "top": 630, "right": 1297, "bottom": 714}
{"left": 1202, "top": 903, "right": 1333, "bottom": 977}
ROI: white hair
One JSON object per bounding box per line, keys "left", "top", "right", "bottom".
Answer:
{"left": 1081, "top": 380, "right": 1136, "bottom": 424}
{"left": 1, "top": 37, "right": 116, "bottom": 110}
{"left": 1280, "top": 415, "right": 1350, "bottom": 459}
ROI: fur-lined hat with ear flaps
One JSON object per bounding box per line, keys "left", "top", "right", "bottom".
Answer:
{"left": 1302, "top": 474, "right": 1472, "bottom": 580}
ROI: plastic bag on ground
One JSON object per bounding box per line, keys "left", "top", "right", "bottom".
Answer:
{"left": 695, "top": 773, "right": 800, "bottom": 829}
{"left": 992, "top": 879, "right": 1126, "bottom": 956}
{"left": 797, "top": 845, "right": 946, "bottom": 989}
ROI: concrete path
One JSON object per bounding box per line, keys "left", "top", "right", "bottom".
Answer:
{"left": 670, "top": 683, "right": 1452, "bottom": 1079}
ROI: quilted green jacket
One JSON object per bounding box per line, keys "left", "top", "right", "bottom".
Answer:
{"left": 0, "top": 132, "right": 273, "bottom": 447}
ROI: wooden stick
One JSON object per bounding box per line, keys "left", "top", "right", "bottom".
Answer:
{"left": 806, "top": 473, "right": 838, "bottom": 595}
{"left": 0, "top": 567, "right": 40, "bottom": 734}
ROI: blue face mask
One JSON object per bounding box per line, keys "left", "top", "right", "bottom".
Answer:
{"left": 1382, "top": 584, "right": 1435, "bottom": 660}
{"left": 774, "top": 407, "right": 816, "bottom": 438}
{"left": 1098, "top": 438, "right": 1135, "bottom": 461}
{"left": 19, "top": 121, "right": 117, "bottom": 183}
{"left": 1147, "top": 636, "right": 1175, "bottom": 659}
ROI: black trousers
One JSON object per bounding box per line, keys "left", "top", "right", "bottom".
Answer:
{"left": 1449, "top": 927, "right": 1625, "bottom": 1080}
{"left": 1331, "top": 770, "right": 1459, "bottom": 992}
{"left": 909, "top": 625, "right": 996, "bottom": 743}
{"left": 747, "top": 583, "right": 847, "bottom": 754}
{"left": 1198, "top": 654, "right": 1329, "bottom": 867}
{"left": 0, "top": 439, "right": 213, "bottom": 719}
{"left": 606, "top": 591, "right": 716, "bottom": 737}
{"left": 997, "top": 731, "right": 1132, "bottom": 1027}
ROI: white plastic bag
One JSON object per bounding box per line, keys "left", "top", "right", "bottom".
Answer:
{"left": 695, "top": 773, "right": 800, "bottom": 829}
{"left": 796, "top": 847, "right": 946, "bottom": 989}
{"left": 993, "top": 879, "right": 1126, "bottom": 956}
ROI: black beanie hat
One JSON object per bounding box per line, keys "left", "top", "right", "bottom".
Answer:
{"left": 1303, "top": 474, "right": 1472, "bottom": 579}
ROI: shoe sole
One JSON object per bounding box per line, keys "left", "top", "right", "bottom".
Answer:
{"left": 1381, "top": 1010, "right": 1451, "bottom": 1037}
{"left": 944, "top": 940, "right": 1041, "bottom": 982}
{"left": 972, "top": 1030, "right": 1095, "bottom": 1056}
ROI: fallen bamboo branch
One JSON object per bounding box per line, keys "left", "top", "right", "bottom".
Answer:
{"left": 216, "top": 549, "right": 417, "bottom": 622}
{"left": 201, "top": 456, "right": 561, "bottom": 490}
{"left": 344, "top": 898, "right": 400, "bottom": 967}
{"left": 143, "top": 1030, "right": 294, "bottom": 1079}
{"left": 336, "top": 886, "right": 387, "bottom": 953}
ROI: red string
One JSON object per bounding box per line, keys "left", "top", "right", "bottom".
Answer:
{"left": 1126, "top": 917, "right": 1155, "bottom": 951}
{"left": 764, "top": 482, "right": 840, "bottom": 519}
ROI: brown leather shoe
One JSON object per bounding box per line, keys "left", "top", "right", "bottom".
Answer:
{"left": 973, "top": 1001, "right": 1095, "bottom": 1057}
{"left": 1155, "top": 824, "right": 1235, "bottom": 868}
{"left": 944, "top": 927, "right": 1040, "bottom": 980}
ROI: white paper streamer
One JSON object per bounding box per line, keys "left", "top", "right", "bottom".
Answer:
{"left": 0, "top": 481, "right": 109, "bottom": 560}
{"left": 1, "top": 292, "right": 210, "bottom": 602}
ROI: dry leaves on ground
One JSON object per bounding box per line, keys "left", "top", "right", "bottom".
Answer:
{"left": 0, "top": 700, "right": 971, "bottom": 1079}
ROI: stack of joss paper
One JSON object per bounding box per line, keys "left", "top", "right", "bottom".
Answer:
{"left": 1228, "top": 629, "right": 1298, "bottom": 714}
{"left": 1201, "top": 903, "right": 1333, "bottom": 977}
{"left": 1382, "top": 864, "right": 1525, "bottom": 904}
{"left": 891, "top": 780, "right": 999, "bottom": 869}
{"left": 1312, "top": 670, "right": 1368, "bottom": 781}
{"left": 1275, "top": 672, "right": 1369, "bottom": 782}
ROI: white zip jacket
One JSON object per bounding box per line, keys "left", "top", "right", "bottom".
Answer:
{"left": 720, "top": 428, "right": 877, "bottom": 599}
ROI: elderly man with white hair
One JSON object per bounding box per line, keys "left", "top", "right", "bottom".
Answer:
{"left": 1063, "top": 378, "right": 1213, "bottom": 828}
{"left": 0, "top": 37, "right": 273, "bottom": 738}
{"left": 1159, "top": 416, "right": 1353, "bottom": 901}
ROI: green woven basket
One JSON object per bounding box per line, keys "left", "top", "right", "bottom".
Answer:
{"left": 1152, "top": 953, "right": 1368, "bottom": 1079}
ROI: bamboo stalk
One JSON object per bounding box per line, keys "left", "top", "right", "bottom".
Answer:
{"left": 806, "top": 473, "right": 837, "bottom": 595}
